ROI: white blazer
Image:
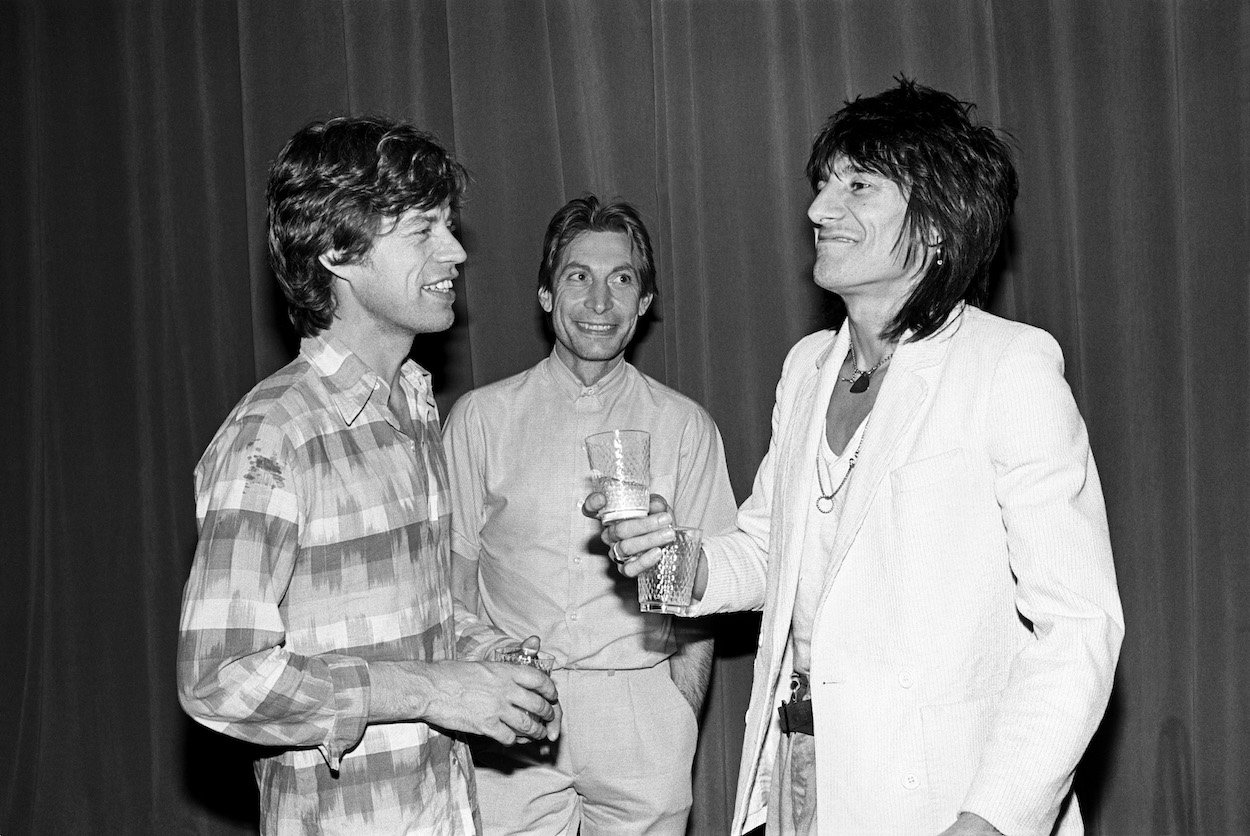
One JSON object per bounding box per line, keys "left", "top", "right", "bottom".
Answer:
{"left": 691, "top": 305, "right": 1123, "bottom": 835}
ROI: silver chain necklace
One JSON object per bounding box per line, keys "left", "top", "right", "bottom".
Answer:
{"left": 840, "top": 341, "right": 893, "bottom": 394}
{"left": 815, "top": 430, "right": 865, "bottom": 513}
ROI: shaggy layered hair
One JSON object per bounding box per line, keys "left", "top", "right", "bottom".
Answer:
{"left": 807, "top": 78, "right": 1018, "bottom": 341}
{"left": 266, "top": 116, "right": 469, "bottom": 337}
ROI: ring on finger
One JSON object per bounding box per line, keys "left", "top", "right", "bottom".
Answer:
{"left": 610, "top": 542, "right": 628, "bottom": 564}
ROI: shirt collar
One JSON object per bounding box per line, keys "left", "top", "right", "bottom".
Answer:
{"left": 542, "top": 348, "right": 630, "bottom": 400}
{"left": 301, "top": 332, "right": 434, "bottom": 426}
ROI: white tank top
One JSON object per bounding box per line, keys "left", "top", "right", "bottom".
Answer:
{"left": 791, "top": 416, "right": 867, "bottom": 675}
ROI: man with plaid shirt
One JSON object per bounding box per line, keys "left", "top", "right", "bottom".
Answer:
{"left": 177, "top": 116, "right": 560, "bottom": 834}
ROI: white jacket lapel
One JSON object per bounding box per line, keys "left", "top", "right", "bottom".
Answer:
{"left": 819, "top": 325, "right": 953, "bottom": 602}
{"left": 768, "top": 327, "right": 849, "bottom": 665}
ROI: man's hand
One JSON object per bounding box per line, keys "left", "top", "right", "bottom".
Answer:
{"left": 583, "top": 493, "right": 677, "bottom": 579}
{"left": 370, "top": 658, "right": 561, "bottom": 746}
{"left": 937, "top": 812, "right": 1003, "bottom": 836}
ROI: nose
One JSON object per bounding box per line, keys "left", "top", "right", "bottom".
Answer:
{"left": 586, "top": 279, "right": 612, "bottom": 313}
{"left": 807, "top": 181, "right": 844, "bottom": 227}
{"left": 440, "top": 228, "right": 467, "bottom": 265}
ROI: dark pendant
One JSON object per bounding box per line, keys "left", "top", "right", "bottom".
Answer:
{"left": 849, "top": 372, "right": 870, "bottom": 393}
{"left": 816, "top": 496, "right": 834, "bottom": 514}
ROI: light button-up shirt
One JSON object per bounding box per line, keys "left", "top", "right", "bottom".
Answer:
{"left": 444, "top": 352, "right": 738, "bottom": 670}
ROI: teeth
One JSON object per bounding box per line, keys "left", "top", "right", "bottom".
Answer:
{"left": 426, "top": 280, "right": 453, "bottom": 291}
{"left": 581, "top": 323, "right": 613, "bottom": 332}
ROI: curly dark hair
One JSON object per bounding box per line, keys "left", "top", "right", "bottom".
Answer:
{"left": 806, "top": 77, "right": 1017, "bottom": 341}
{"left": 266, "top": 116, "right": 469, "bottom": 337}
{"left": 537, "top": 194, "right": 657, "bottom": 303}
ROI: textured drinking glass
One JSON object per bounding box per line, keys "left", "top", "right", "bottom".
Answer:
{"left": 585, "top": 430, "right": 651, "bottom": 522}
{"left": 493, "top": 646, "right": 556, "bottom": 673}
{"left": 638, "top": 526, "right": 702, "bottom": 614}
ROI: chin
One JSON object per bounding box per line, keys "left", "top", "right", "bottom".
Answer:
{"left": 570, "top": 341, "right": 626, "bottom": 361}
{"left": 812, "top": 272, "right": 844, "bottom": 293}
{"left": 416, "top": 313, "right": 455, "bottom": 334}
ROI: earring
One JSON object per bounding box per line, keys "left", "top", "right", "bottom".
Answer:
{"left": 935, "top": 246, "right": 944, "bottom": 267}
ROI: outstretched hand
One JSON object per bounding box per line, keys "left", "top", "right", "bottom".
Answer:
{"left": 583, "top": 493, "right": 677, "bottom": 579}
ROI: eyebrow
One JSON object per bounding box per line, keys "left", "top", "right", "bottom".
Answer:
{"left": 398, "top": 209, "right": 446, "bottom": 229}
{"left": 560, "top": 260, "right": 638, "bottom": 274}
{"left": 832, "top": 162, "right": 878, "bottom": 178}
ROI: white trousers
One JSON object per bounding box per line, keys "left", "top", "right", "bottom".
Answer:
{"left": 471, "top": 663, "right": 698, "bottom": 835}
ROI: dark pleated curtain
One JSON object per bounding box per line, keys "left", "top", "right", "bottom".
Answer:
{"left": 3, "top": 1, "right": 1247, "bottom": 833}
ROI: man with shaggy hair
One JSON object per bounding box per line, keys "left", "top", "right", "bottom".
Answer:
{"left": 178, "top": 116, "right": 559, "bottom": 834}
{"left": 601, "top": 80, "right": 1122, "bottom": 835}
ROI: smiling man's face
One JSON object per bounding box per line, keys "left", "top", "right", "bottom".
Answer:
{"left": 331, "top": 204, "right": 466, "bottom": 337}
{"left": 539, "top": 229, "right": 653, "bottom": 387}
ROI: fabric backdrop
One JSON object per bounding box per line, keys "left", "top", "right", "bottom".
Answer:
{"left": 3, "top": 1, "right": 1247, "bottom": 833}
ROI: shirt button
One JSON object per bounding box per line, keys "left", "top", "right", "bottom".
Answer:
{"left": 897, "top": 671, "right": 914, "bottom": 689}
{"left": 902, "top": 773, "right": 921, "bottom": 790}
{"left": 569, "top": 611, "right": 579, "bottom": 621}
{"left": 572, "top": 556, "right": 582, "bottom": 566}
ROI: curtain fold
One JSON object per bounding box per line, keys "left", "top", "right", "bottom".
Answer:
{"left": 3, "top": 1, "right": 1247, "bottom": 833}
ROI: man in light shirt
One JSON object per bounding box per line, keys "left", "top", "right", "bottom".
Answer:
{"left": 443, "top": 194, "right": 738, "bottom": 834}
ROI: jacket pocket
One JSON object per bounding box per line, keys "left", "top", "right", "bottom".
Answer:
{"left": 891, "top": 448, "right": 969, "bottom": 495}
{"left": 919, "top": 690, "right": 1001, "bottom": 824}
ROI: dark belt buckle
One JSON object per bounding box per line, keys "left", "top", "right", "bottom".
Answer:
{"left": 777, "top": 673, "right": 815, "bottom": 736}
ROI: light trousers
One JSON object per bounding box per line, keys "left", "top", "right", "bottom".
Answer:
{"left": 472, "top": 663, "right": 698, "bottom": 835}
{"left": 766, "top": 730, "right": 819, "bottom": 834}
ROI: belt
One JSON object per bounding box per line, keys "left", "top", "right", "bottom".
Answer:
{"left": 777, "top": 672, "right": 814, "bottom": 736}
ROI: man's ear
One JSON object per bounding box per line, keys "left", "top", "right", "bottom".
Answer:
{"left": 538, "top": 287, "right": 554, "bottom": 313}
{"left": 637, "top": 293, "right": 654, "bottom": 317}
{"left": 318, "top": 251, "right": 352, "bottom": 279}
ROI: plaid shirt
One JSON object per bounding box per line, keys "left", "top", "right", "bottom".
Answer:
{"left": 178, "top": 334, "right": 477, "bottom": 835}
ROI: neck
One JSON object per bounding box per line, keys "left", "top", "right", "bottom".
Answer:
{"left": 843, "top": 313, "right": 897, "bottom": 370}
{"left": 838, "top": 278, "right": 912, "bottom": 369}
{"left": 553, "top": 344, "right": 625, "bottom": 388}
{"left": 325, "top": 320, "right": 413, "bottom": 391}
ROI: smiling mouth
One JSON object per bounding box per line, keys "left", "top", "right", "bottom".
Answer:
{"left": 576, "top": 322, "right": 617, "bottom": 334}
{"left": 424, "top": 279, "right": 454, "bottom": 293}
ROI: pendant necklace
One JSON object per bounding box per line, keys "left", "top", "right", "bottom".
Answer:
{"left": 841, "top": 340, "right": 893, "bottom": 393}
{"left": 815, "top": 429, "right": 865, "bottom": 514}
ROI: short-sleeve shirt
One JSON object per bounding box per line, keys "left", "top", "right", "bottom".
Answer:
{"left": 442, "top": 351, "right": 738, "bottom": 669}
{"left": 178, "top": 333, "right": 477, "bottom": 835}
